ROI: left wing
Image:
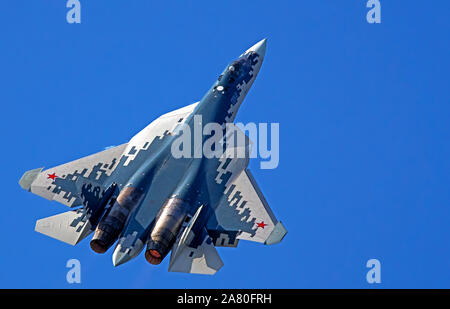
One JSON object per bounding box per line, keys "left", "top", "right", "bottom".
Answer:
{"left": 202, "top": 126, "right": 287, "bottom": 246}
{"left": 207, "top": 169, "right": 287, "bottom": 246}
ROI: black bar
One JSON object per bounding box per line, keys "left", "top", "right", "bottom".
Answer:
{"left": 0, "top": 289, "right": 447, "bottom": 306}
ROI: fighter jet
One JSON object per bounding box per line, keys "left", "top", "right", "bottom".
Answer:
{"left": 19, "top": 39, "right": 287, "bottom": 275}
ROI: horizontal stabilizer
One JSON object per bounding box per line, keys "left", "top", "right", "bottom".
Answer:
{"left": 35, "top": 209, "right": 92, "bottom": 245}
{"left": 169, "top": 206, "right": 223, "bottom": 275}
{"left": 168, "top": 228, "right": 223, "bottom": 275}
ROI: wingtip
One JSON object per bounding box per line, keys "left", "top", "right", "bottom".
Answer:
{"left": 19, "top": 167, "right": 44, "bottom": 190}
{"left": 264, "top": 221, "right": 287, "bottom": 245}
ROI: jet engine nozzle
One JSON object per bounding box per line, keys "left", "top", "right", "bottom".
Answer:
{"left": 90, "top": 186, "right": 144, "bottom": 254}
{"left": 145, "top": 197, "right": 189, "bottom": 265}
{"left": 90, "top": 219, "right": 120, "bottom": 253}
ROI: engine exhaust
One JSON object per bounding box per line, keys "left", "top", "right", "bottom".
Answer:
{"left": 145, "top": 197, "right": 189, "bottom": 264}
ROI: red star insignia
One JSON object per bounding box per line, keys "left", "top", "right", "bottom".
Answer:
{"left": 47, "top": 173, "right": 58, "bottom": 181}
{"left": 256, "top": 221, "right": 267, "bottom": 229}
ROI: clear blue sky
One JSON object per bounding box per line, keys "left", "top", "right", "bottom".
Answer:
{"left": 0, "top": 1, "right": 449, "bottom": 288}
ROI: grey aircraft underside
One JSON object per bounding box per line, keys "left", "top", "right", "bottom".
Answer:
{"left": 19, "top": 39, "right": 287, "bottom": 275}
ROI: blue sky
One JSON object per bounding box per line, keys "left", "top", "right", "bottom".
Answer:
{"left": 1, "top": 1, "right": 449, "bottom": 288}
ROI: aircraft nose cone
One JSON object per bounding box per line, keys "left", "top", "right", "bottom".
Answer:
{"left": 245, "top": 38, "right": 267, "bottom": 58}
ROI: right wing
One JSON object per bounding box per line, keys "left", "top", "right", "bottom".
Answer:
{"left": 19, "top": 144, "right": 128, "bottom": 207}
{"left": 19, "top": 102, "right": 200, "bottom": 209}
{"left": 20, "top": 102, "right": 200, "bottom": 245}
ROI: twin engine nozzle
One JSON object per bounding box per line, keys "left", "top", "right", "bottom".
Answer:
{"left": 90, "top": 186, "right": 145, "bottom": 254}
{"left": 89, "top": 188, "right": 189, "bottom": 267}
{"left": 145, "top": 197, "right": 189, "bottom": 265}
